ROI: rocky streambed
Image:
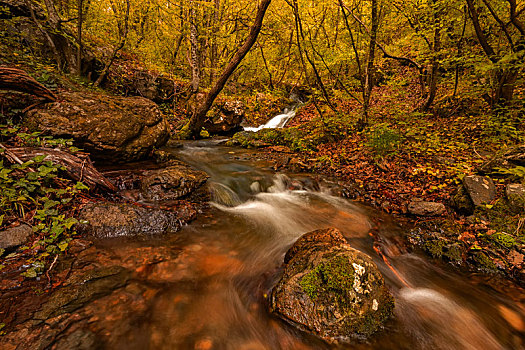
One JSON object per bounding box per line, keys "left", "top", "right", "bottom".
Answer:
{"left": 0, "top": 141, "right": 524, "bottom": 350}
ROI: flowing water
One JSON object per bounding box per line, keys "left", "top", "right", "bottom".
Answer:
{"left": 243, "top": 106, "right": 298, "bottom": 132}
{"left": 109, "top": 140, "right": 524, "bottom": 350}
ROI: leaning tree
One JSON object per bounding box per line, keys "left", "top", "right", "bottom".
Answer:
{"left": 181, "top": 0, "right": 272, "bottom": 139}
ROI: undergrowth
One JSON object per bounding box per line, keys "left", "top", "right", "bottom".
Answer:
{"left": 0, "top": 124, "right": 87, "bottom": 278}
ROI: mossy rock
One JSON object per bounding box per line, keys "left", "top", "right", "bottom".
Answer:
{"left": 443, "top": 243, "right": 465, "bottom": 263}
{"left": 269, "top": 228, "right": 394, "bottom": 343}
{"left": 450, "top": 186, "right": 474, "bottom": 215}
{"left": 423, "top": 238, "right": 447, "bottom": 258}
{"left": 506, "top": 184, "right": 525, "bottom": 214}
{"left": 24, "top": 91, "right": 170, "bottom": 163}
{"left": 470, "top": 251, "right": 498, "bottom": 271}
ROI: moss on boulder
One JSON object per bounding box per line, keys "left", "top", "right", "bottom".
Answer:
{"left": 269, "top": 228, "right": 394, "bottom": 343}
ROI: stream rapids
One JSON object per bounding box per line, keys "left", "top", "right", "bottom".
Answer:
{"left": 2, "top": 140, "right": 524, "bottom": 350}
{"left": 127, "top": 140, "right": 523, "bottom": 350}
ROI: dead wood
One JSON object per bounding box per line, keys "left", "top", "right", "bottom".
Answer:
{"left": 0, "top": 67, "right": 57, "bottom": 102}
{"left": 4, "top": 146, "right": 117, "bottom": 192}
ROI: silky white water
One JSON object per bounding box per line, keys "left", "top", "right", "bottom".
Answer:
{"left": 244, "top": 107, "right": 297, "bottom": 132}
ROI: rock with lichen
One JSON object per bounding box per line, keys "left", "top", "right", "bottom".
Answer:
{"left": 269, "top": 228, "right": 394, "bottom": 344}
{"left": 451, "top": 175, "right": 496, "bottom": 215}
{"left": 463, "top": 175, "right": 496, "bottom": 207}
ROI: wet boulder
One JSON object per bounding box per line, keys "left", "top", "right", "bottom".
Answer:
{"left": 24, "top": 91, "right": 170, "bottom": 163}
{"left": 269, "top": 228, "right": 394, "bottom": 343}
{"left": 78, "top": 202, "right": 197, "bottom": 238}
{"left": 203, "top": 100, "right": 245, "bottom": 135}
{"left": 141, "top": 162, "right": 209, "bottom": 202}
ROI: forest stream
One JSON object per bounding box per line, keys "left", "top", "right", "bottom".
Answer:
{"left": 1, "top": 0, "right": 525, "bottom": 347}
{"left": 5, "top": 140, "right": 521, "bottom": 350}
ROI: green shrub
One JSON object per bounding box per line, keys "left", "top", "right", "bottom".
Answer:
{"left": 368, "top": 124, "right": 401, "bottom": 157}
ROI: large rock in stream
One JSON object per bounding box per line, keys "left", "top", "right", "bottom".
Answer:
{"left": 141, "top": 162, "right": 209, "bottom": 202}
{"left": 25, "top": 91, "right": 170, "bottom": 163}
{"left": 78, "top": 202, "right": 197, "bottom": 238}
{"left": 269, "top": 228, "right": 394, "bottom": 343}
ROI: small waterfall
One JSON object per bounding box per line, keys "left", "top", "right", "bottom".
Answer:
{"left": 244, "top": 107, "right": 298, "bottom": 132}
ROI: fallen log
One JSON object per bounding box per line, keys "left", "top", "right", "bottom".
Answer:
{"left": 2, "top": 146, "right": 117, "bottom": 192}
{"left": 0, "top": 67, "right": 57, "bottom": 102}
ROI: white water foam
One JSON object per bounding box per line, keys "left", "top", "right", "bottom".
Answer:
{"left": 244, "top": 108, "right": 297, "bottom": 132}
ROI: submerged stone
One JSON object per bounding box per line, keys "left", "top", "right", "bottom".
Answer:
{"left": 269, "top": 228, "right": 394, "bottom": 343}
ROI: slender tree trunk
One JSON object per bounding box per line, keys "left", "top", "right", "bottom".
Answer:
{"left": 361, "top": 0, "right": 379, "bottom": 128}
{"left": 453, "top": 6, "right": 468, "bottom": 98}
{"left": 26, "top": 0, "right": 63, "bottom": 70}
{"left": 94, "top": 0, "right": 130, "bottom": 87}
{"left": 183, "top": 0, "right": 272, "bottom": 139}
{"left": 422, "top": 0, "right": 441, "bottom": 111}
{"left": 77, "top": 0, "right": 83, "bottom": 76}
{"left": 189, "top": 0, "right": 200, "bottom": 94}
{"left": 259, "top": 44, "right": 274, "bottom": 89}
{"left": 291, "top": 0, "right": 335, "bottom": 111}
{"left": 171, "top": 5, "right": 185, "bottom": 67}
{"left": 209, "top": 0, "right": 221, "bottom": 85}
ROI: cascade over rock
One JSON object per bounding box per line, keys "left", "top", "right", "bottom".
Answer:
{"left": 25, "top": 91, "right": 170, "bottom": 163}
{"left": 269, "top": 228, "right": 394, "bottom": 343}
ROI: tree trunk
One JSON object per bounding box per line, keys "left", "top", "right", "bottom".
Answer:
{"left": 182, "top": 0, "right": 272, "bottom": 139}
{"left": 209, "top": 0, "right": 221, "bottom": 85}
{"left": 361, "top": 0, "right": 379, "bottom": 128}
{"left": 291, "top": 0, "right": 335, "bottom": 111}
{"left": 189, "top": 0, "right": 200, "bottom": 94}
{"left": 422, "top": 0, "right": 441, "bottom": 111}
{"left": 77, "top": 0, "right": 83, "bottom": 75}
{"left": 94, "top": 0, "right": 130, "bottom": 87}
{"left": 0, "top": 67, "right": 56, "bottom": 101}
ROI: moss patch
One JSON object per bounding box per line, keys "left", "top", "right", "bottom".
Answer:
{"left": 472, "top": 252, "right": 497, "bottom": 271}
{"left": 299, "top": 255, "right": 355, "bottom": 301}
{"left": 424, "top": 238, "right": 447, "bottom": 258}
